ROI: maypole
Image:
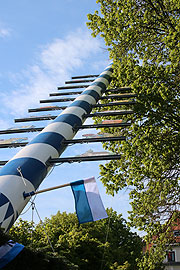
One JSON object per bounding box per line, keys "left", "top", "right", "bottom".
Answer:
{"left": 0, "top": 63, "right": 113, "bottom": 232}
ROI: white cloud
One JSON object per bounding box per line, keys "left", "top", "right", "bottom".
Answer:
{"left": 41, "top": 29, "right": 100, "bottom": 72}
{"left": 2, "top": 29, "right": 103, "bottom": 116}
{"left": 0, "top": 27, "right": 11, "bottom": 38}
{"left": 0, "top": 119, "right": 11, "bottom": 129}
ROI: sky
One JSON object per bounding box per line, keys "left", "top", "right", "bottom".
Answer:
{"left": 0, "top": 1, "right": 133, "bottom": 228}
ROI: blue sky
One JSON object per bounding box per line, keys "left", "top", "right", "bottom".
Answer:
{"left": 0, "top": 1, "right": 132, "bottom": 226}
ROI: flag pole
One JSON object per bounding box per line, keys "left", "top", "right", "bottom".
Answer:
{"left": 23, "top": 182, "right": 71, "bottom": 198}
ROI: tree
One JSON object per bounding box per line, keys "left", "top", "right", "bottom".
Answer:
{"left": 87, "top": 0, "right": 180, "bottom": 268}
{"left": 0, "top": 228, "right": 77, "bottom": 270}
{"left": 9, "top": 209, "right": 143, "bottom": 270}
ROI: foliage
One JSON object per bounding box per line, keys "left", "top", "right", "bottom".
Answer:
{"left": 9, "top": 209, "right": 142, "bottom": 270}
{"left": 0, "top": 228, "right": 76, "bottom": 270}
{"left": 110, "top": 261, "right": 131, "bottom": 270}
{"left": 0, "top": 228, "right": 10, "bottom": 245}
{"left": 87, "top": 0, "right": 180, "bottom": 65}
{"left": 87, "top": 0, "right": 180, "bottom": 268}
{"left": 4, "top": 248, "right": 77, "bottom": 270}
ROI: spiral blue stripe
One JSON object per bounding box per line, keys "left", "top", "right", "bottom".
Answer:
{"left": 99, "top": 74, "right": 111, "bottom": 80}
{"left": 69, "top": 100, "right": 92, "bottom": 113}
{"left": 29, "top": 132, "right": 65, "bottom": 153}
{"left": 4, "top": 203, "right": 14, "bottom": 220}
{"left": 91, "top": 81, "right": 107, "bottom": 89}
{"left": 104, "top": 67, "right": 113, "bottom": 72}
{"left": 0, "top": 193, "right": 9, "bottom": 207}
{"left": 53, "top": 113, "right": 82, "bottom": 126}
{"left": 82, "top": 90, "right": 100, "bottom": 101}
{"left": 0, "top": 158, "right": 47, "bottom": 189}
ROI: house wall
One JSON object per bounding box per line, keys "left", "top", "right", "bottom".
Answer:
{"left": 164, "top": 246, "right": 180, "bottom": 270}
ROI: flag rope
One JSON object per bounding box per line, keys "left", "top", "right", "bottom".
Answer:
{"left": 100, "top": 213, "right": 111, "bottom": 270}
{"left": 33, "top": 202, "right": 55, "bottom": 253}
{"left": 17, "top": 167, "right": 27, "bottom": 186}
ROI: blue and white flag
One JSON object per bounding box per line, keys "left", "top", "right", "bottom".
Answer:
{"left": 0, "top": 240, "right": 24, "bottom": 268}
{"left": 70, "top": 177, "right": 108, "bottom": 224}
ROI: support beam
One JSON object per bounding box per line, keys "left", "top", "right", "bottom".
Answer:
{"left": 65, "top": 79, "right": 95, "bottom": 84}
{"left": 0, "top": 127, "right": 43, "bottom": 135}
{"left": 71, "top": 75, "right": 99, "bottom": 79}
{"left": 14, "top": 116, "right": 56, "bottom": 123}
{"left": 47, "top": 154, "right": 122, "bottom": 164}
{"left": 100, "top": 93, "right": 137, "bottom": 99}
{"left": 14, "top": 110, "right": 133, "bottom": 123}
{"left": 0, "top": 154, "right": 122, "bottom": 167}
{"left": 93, "top": 101, "right": 136, "bottom": 108}
{"left": 84, "top": 110, "right": 134, "bottom": 118}
{"left": 49, "top": 88, "right": 134, "bottom": 97}
{"left": 75, "top": 122, "right": 131, "bottom": 130}
{"left": 58, "top": 85, "right": 89, "bottom": 90}
{"left": 0, "top": 136, "right": 125, "bottom": 148}
{"left": 63, "top": 136, "right": 125, "bottom": 145}
{"left": 28, "top": 106, "right": 66, "bottom": 112}
{"left": 0, "top": 122, "right": 130, "bottom": 135}
{"left": 40, "top": 97, "right": 74, "bottom": 103}
{"left": 0, "top": 161, "right": 7, "bottom": 166}
{"left": 39, "top": 93, "right": 137, "bottom": 104}
{"left": 50, "top": 91, "right": 82, "bottom": 96}
{"left": 28, "top": 100, "right": 136, "bottom": 113}
{"left": 106, "top": 87, "right": 132, "bottom": 93}
{"left": 0, "top": 142, "right": 28, "bottom": 148}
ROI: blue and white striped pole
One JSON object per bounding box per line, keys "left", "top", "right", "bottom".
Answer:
{"left": 0, "top": 63, "right": 113, "bottom": 232}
